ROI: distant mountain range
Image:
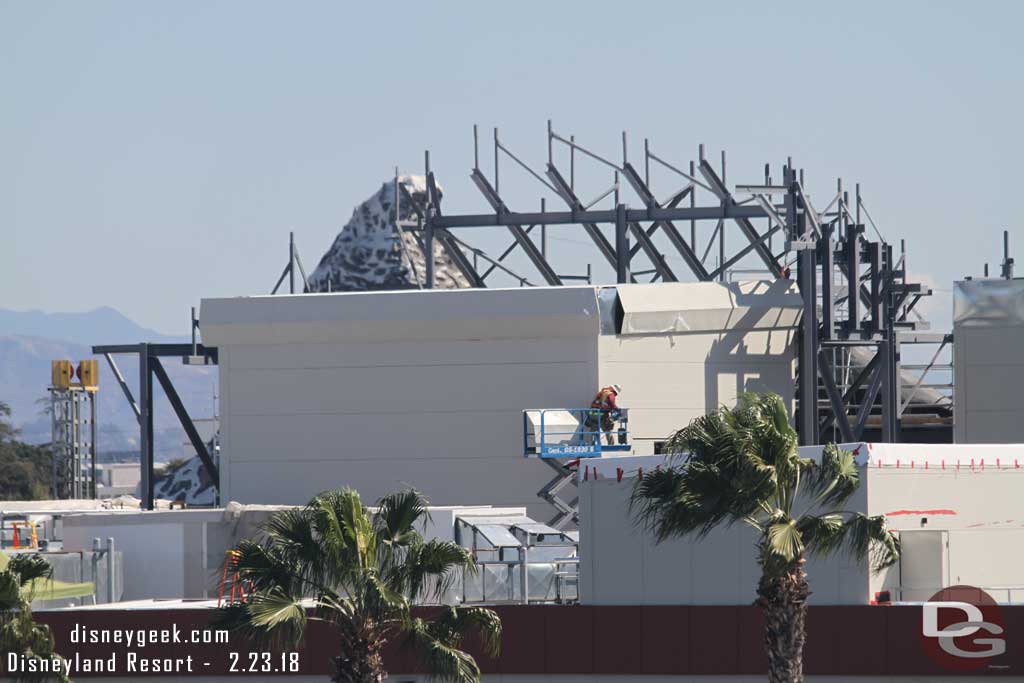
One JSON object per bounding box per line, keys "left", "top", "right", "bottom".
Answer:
{"left": 0, "top": 306, "right": 185, "bottom": 347}
{"left": 0, "top": 307, "right": 216, "bottom": 460}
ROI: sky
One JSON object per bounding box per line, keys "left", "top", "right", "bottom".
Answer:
{"left": 3, "top": 1, "right": 1022, "bottom": 333}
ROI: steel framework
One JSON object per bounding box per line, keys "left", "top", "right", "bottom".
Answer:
{"left": 93, "top": 339, "right": 219, "bottom": 510}
{"left": 49, "top": 385, "right": 97, "bottom": 499}
{"left": 395, "top": 122, "right": 939, "bottom": 447}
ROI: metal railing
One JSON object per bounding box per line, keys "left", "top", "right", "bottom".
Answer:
{"left": 523, "top": 408, "right": 630, "bottom": 458}
{"left": 460, "top": 559, "right": 579, "bottom": 605}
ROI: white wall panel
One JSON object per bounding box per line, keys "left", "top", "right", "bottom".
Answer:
{"left": 579, "top": 479, "right": 867, "bottom": 605}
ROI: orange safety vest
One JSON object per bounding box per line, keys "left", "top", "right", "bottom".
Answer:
{"left": 591, "top": 387, "right": 618, "bottom": 410}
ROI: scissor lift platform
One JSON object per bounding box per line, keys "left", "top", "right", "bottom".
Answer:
{"left": 523, "top": 408, "right": 630, "bottom": 527}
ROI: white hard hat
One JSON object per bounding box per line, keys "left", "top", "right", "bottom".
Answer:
{"left": 611, "top": 384, "right": 622, "bottom": 394}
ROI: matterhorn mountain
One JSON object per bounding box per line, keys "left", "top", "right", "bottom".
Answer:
{"left": 156, "top": 175, "right": 469, "bottom": 506}
{"left": 308, "top": 175, "right": 469, "bottom": 291}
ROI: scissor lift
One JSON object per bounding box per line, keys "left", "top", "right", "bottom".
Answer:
{"left": 523, "top": 408, "right": 630, "bottom": 528}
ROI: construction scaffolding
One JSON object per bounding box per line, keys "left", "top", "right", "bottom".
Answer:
{"left": 49, "top": 384, "right": 97, "bottom": 500}
{"left": 392, "top": 122, "right": 944, "bottom": 445}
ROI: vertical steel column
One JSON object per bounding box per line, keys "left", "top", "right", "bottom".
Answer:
{"left": 424, "top": 152, "right": 435, "bottom": 289}
{"left": 106, "top": 537, "right": 116, "bottom": 603}
{"left": 689, "top": 160, "right": 697, "bottom": 250}
{"left": 1003, "top": 230, "right": 1014, "bottom": 279}
{"left": 71, "top": 392, "right": 79, "bottom": 498}
{"left": 138, "top": 344, "right": 154, "bottom": 510}
{"left": 868, "top": 242, "right": 882, "bottom": 334}
{"left": 50, "top": 391, "right": 58, "bottom": 498}
{"left": 881, "top": 243, "right": 900, "bottom": 442}
{"left": 615, "top": 203, "right": 630, "bottom": 283}
{"left": 288, "top": 231, "right": 296, "bottom": 294}
{"left": 846, "top": 225, "right": 863, "bottom": 335}
{"left": 798, "top": 244, "right": 819, "bottom": 445}
{"left": 820, "top": 224, "right": 835, "bottom": 340}
{"left": 90, "top": 392, "right": 97, "bottom": 499}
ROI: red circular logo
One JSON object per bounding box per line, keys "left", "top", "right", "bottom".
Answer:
{"left": 920, "top": 585, "right": 1006, "bottom": 672}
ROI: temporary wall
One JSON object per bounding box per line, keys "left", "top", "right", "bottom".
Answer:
{"left": 200, "top": 282, "right": 800, "bottom": 519}
{"left": 954, "top": 278, "right": 1024, "bottom": 443}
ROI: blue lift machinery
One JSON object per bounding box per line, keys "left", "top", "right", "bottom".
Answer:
{"left": 523, "top": 408, "right": 631, "bottom": 527}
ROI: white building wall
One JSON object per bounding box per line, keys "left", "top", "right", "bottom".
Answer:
{"left": 202, "top": 283, "right": 800, "bottom": 519}
{"left": 600, "top": 281, "right": 799, "bottom": 451}
{"left": 581, "top": 445, "right": 1024, "bottom": 606}
{"left": 62, "top": 508, "right": 281, "bottom": 601}
{"left": 599, "top": 328, "right": 796, "bottom": 449}
{"left": 203, "top": 287, "right": 602, "bottom": 519}
{"left": 579, "top": 474, "right": 868, "bottom": 606}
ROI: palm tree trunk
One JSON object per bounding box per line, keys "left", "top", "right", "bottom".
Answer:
{"left": 756, "top": 557, "right": 810, "bottom": 683}
{"left": 333, "top": 630, "right": 386, "bottom": 683}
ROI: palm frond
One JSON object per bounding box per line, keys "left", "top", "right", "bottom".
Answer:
{"left": 312, "top": 488, "right": 377, "bottom": 571}
{"left": 404, "top": 606, "right": 501, "bottom": 683}
{"left": 632, "top": 395, "right": 792, "bottom": 541}
{"left": 766, "top": 519, "right": 804, "bottom": 563}
{"left": 843, "top": 513, "right": 901, "bottom": 571}
{"left": 803, "top": 443, "right": 859, "bottom": 508}
{"left": 401, "top": 540, "right": 474, "bottom": 602}
{"left": 375, "top": 489, "right": 430, "bottom": 545}
{"left": 796, "top": 513, "right": 846, "bottom": 556}
{"left": 798, "top": 511, "right": 899, "bottom": 571}
{"left": 262, "top": 507, "right": 324, "bottom": 570}
{"left": 212, "top": 587, "right": 308, "bottom": 648}
{"left": 0, "top": 571, "right": 21, "bottom": 611}
{"left": 8, "top": 554, "right": 52, "bottom": 587}
{"left": 363, "top": 569, "right": 410, "bottom": 616}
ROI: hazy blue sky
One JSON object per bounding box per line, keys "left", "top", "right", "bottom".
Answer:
{"left": 3, "top": 1, "right": 1021, "bottom": 333}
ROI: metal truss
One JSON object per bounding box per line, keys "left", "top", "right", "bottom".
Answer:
{"left": 404, "top": 122, "right": 937, "bottom": 447}
{"left": 94, "top": 341, "right": 220, "bottom": 510}
{"left": 50, "top": 386, "right": 97, "bottom": 499}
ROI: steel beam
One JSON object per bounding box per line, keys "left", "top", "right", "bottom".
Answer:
{"left": 92, "top": 344, "right": 218, "bottom": 362}
{"left": 820, "top": 224, "right": 835, "bottom": 339}
{"left": 615, "top": 204, "right": 630, "bottom": 283}
{"left": 844, "top": 225, "right": 863, "bottom": 335}
{"left": 698, "top": 160, "right": 783, "bottom": 277}
{"left": 151, "top": 357, "right": 221, "bottom": 491}
{"left": 853, "top": 360, "right": 885, "bottom": 440}
{"left": 471, "top": 170, "right": 563, "bottom": 285}
{"left": 435, "top": 195, "right": 770, "bottom": 230}
{"left": 138, "top": 344, "right": 154, "bottom": 510}
{"left": 103, "top": 353, "right": 141, "bottom": 422}
{"left": 797, "top": 246, "right": 818, "bottom": 445}
{"left": 434, "top": 228, "right": 487, "bottom": 288}
{"left": 545, "top": 165, "right": 621, "bottom": 271}
{"left": 620, "top": 163, "right": 710, "bottom": 280}
{"left": 818, "top": 350, "right": 855, "bottom": 442}
{"left": 626, "top": 222, "right": 677, "bottom": 282}
{"left": 817, "top": 350, "right": 880, "bottom": 433}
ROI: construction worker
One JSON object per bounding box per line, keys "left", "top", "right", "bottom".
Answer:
{"left": 586, "top": 384, "right": 622, "bottom": 445}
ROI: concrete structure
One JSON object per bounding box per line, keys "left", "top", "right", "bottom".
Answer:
{"left": 954, "top": 278, "right": 1024, "bottom": 443}
{"left": 579, "top": 443, "right": 1024, "bottom": 606}
{"left": 200, "top": 280, "right": 800, "bottom": 518}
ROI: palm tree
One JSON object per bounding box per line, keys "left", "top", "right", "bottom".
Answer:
{"left": 0, "top": 552, "right": 68, "bottom": 682}
{"left": 215, "top": 488, "right": 501, "bottom": 683}
{"left": 631, "top": 393, "right": 899, "bottom": 683}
